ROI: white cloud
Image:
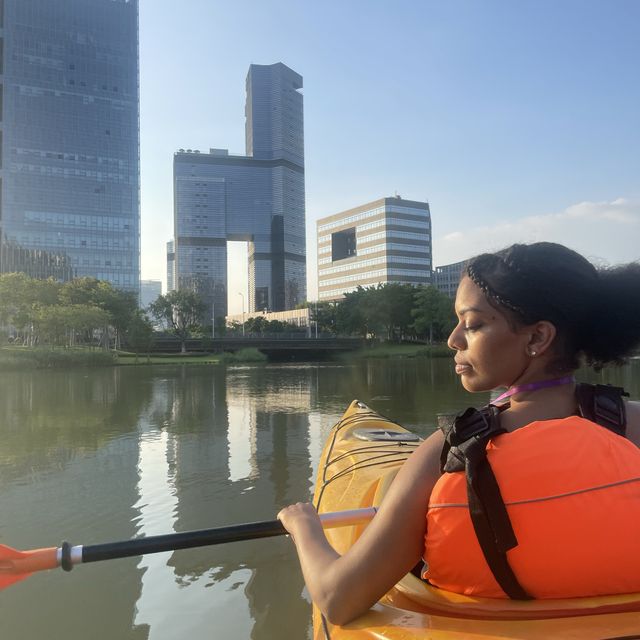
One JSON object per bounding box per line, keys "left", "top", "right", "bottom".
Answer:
{"left": 434, "top": 197, "right": 640, "bottom": 268}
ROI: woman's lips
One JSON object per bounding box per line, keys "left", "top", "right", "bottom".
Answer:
{"left": 455, "top": 363, "right": 471, "bottom": 375}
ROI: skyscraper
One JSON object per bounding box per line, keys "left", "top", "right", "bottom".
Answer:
{"left": 0, "top": 0, "right": 140, "bottom": 292}
{"left": 173, "top": 63, "right": 306, "bottom": 318}
{"left": 139, "top": 279, "right": 162, "bottom": 309}
{"left": 166, "top": 239, "right": 175, "bottom": 292}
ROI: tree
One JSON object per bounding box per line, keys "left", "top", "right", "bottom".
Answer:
{"left": 244, "top": 316, "right": 269, "bottom": 335}
{"left": 59, "top": 277, "right": 137, "bottom": 349}
{"left": 310, "top": 301, "right": 339, "bottom": 336}
{"left": 33, "top": 304, "right": 109, "bottom": 347}
{"left": 369, "top": 283, "right": 415, "bottom": 341}
{"left": 149, "top": 290, "right": 205, "bottom": 353}
{"left": 125, "top": 310, "right": 155, "bottom": 361}
{"left": 0, "top": 274, "right": 61, "bottom": 345}
{"left": 336, "top": 287, "right": 369, "bottom": 338}
{"left": 411, "top": 286, "right": 456, "bottom": 343}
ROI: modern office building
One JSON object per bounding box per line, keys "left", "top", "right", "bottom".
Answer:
{"left": 433, "top": 259, "right": 467, "bottom": 297}
{"left": 317, "top": 197, "right": 432, "bottom": 300}
{"left": 166, "top": 239, "right": 175, "bottom": 292}
{"left": 140, "top": 279, "right": 162, "bottom": 309}
{"left": 0, "top": 235, "right": 76, "bottom": 281}
{"left": 173, "top": 63, "right": 306, "bottom": 319}
{"left": 0, "top": 0, "right": 140, "bottom": 292}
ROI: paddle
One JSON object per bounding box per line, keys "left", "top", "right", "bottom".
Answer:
{"left": 0, "top": 506, "right": 376, "bottom": 590}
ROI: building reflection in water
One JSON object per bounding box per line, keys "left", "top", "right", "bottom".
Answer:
{"left": 130, "top": 365, "right": 320, "bottom": 639}
{"left": 0, "top": 368, "right": 151, "bottom": 639}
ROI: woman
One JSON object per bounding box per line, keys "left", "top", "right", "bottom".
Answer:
{"left": 278, "top": 242, "right": 640, "bottom": 625}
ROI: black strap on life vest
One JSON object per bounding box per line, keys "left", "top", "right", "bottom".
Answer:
{"left": 440, "top": 405, "right": 531, "bottom": 600}
{"left": 575, "top": 383, "right": 629, "bottom": 437}
{"left": 439, "top": 383, "right": 629, "bottom": 600}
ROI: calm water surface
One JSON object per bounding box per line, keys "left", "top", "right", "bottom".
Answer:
{"left": 1, "top": 358, "right": 639, "bottom": 639}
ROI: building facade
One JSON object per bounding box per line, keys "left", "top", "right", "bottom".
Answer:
{"left": 166, "top": 239, "right": 175, "bottom": 292}
{"left": 317, "top": 197, "right": 432, "bottom": 300}
{"left": 173, "top": 63, "right": 306, "bottom": 319}
{"left": 0, "top": 0, "right": 140, "bottom": 292}
{"left": 0, "top": 235, "right": 75, "bottom": 281}
{"left": 433, "top": 259, "right": 467, "bottom": 297}
{"left": 139, "top": 279, "right": 162, "bottom": 309}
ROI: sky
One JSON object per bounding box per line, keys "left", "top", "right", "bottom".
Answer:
{"left": 139, "top": 0, "right": 640, "bottom": 314}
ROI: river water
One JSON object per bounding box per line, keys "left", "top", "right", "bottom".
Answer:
{"left": 1, "top": 358, "right": 638, "bottom": 639}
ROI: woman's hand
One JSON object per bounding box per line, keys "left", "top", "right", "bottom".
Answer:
{"left": 277, "top": 502, "right": 322, "bottom": 543}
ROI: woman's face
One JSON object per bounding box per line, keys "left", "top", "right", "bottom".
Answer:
{"left": 447, "top": 276, "right": 533, "bottom": 393}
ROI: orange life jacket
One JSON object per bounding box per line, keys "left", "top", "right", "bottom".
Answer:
{"left": 423, "top": 415, "right": 640, "bottom": 599}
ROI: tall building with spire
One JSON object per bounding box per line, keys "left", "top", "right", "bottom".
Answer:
{"left": 173, "top": 63, "right": 306, "bottom": 319}
{"left": 0, "top": 0, "right": 140, "bottom": 291}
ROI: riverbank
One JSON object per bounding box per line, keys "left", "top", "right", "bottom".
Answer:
{"left": 343, "top": 342, "right": 450, "bottom": 359}
{"left": 116, "top": 348, "right": 267, "bottom": 365}
{"left": 0, "top": 346, "right": 117, "bottom": 369}
{"left": 0, "top": 342, "right": 445, "bottom": 369}
{"left": 0, "top": 346, "right": 268, "bottom": 369}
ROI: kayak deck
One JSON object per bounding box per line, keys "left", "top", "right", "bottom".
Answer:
{"left": 312, "top": 400, "right": 640, "bottom": 639}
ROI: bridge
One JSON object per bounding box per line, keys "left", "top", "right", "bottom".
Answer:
{"left": 149, "top": 335, "right": 364, "bottom": 357}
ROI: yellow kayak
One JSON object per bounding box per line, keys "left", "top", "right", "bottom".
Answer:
{"left": 312, "top": 400, "right": 640, "bottom": 639}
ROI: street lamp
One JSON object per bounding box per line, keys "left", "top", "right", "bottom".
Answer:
{"left": 238, "top": 292, "right": 245, "bottom": 337}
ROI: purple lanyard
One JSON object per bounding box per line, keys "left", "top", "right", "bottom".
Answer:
{"left": 492, "top": 376, "right": 576, "bottom": 405}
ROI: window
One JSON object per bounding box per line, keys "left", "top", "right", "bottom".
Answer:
{"left": 331, "top": 227, "right": 356, "bottom": 261}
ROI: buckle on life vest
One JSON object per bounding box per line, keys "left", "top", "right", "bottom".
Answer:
{"left": 449, "top": 407, "right": 493, "bottom": 444}
{"left": 440, "top": 406, "right": 502, "bottom": 474}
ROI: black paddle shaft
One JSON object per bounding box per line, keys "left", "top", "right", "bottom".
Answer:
{"left": 80, "top": 519, "right": 287, "bottom": 564}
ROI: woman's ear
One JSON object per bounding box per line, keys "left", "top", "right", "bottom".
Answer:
{"left": 526, "top": 321, "right": 556, "bottom": 357}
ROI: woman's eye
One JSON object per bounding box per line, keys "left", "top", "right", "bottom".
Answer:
{"left": 464, "top": 324, "right": 482, "bottom": 333}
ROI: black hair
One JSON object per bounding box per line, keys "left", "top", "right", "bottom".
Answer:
{"left": 466, "top": 242, "right": 640, "bottom": 371}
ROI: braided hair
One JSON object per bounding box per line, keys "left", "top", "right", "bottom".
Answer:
{"left": 465, "top": 242, "right": 640, "bottom": 371}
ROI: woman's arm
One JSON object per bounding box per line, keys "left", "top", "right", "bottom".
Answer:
{"left": 278, "top": 429, "right": 444, "bottom": 625}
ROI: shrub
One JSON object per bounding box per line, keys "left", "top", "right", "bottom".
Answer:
{"left": 0, "top": 347, "right": 117, "bottom": 369}
{"left": 220, "top": 348, "right": 267, "bottom": 364}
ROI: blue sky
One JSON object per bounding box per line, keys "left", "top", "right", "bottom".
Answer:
{"left": 139, "top": 0, "right": 640, "bottom": 311}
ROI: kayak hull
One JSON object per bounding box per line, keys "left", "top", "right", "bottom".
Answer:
{"left": 312, "top": 400, "right": 640, "bottom": 639}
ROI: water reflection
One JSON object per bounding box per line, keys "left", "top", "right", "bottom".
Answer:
{"left": 0, "top": 358, "right": 637, "bottom": 639}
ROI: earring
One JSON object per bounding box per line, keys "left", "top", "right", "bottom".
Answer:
{"left": 529, "top": 350, "right": 537, "bottom": 357}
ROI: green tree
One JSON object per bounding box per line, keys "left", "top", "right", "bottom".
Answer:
{"left": 0, "top": 274, "right": 61, "bottom": 344}
{"left": 369, "top": 283, "right": 415, "bottom": 341}
{"left": 244, "top": 316, "right": 269, "bottom": 334}
{"left": 411, "top": 286, "right": 456, "bottom": 343}
{"left": 310, "top": 301, "right": 339, "bottom": 336}
{"left": 33, "top": 304, "right": 109, "bottom": 347}
{"left": 59, "top": 277, "right": 137, "bottom": 348}
{"left": 266, "top": 319, "right": 287, "bottom": 333}
{"left": 336, "top": 287, "right": 369, "bottom": 338}
{"left": 149, "top": 290, "right": 205, "bottom": 353}
{"left": 124, "top": 310, "right": 155, "bottom": 361}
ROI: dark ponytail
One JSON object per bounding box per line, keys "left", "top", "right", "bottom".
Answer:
{"left": 466, "top": 243, "right": 640, "bottom": 371}
{"left": 585, "top": 263, "right": 640, "bottom": 368}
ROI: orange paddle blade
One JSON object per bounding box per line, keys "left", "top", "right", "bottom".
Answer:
{"left": 0, "top": 544, "right": 58, "bottom": 589}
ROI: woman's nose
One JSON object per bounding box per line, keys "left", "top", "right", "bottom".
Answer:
{"left": 447, "top": 324, "right": 464, "bottom": 351}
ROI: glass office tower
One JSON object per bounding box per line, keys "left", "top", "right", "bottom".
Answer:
{"left": 0, "top": 0, "right": 140, "bottom": 292}
{"left": 174, "top": 63, "right": 306, "bottom": 318}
